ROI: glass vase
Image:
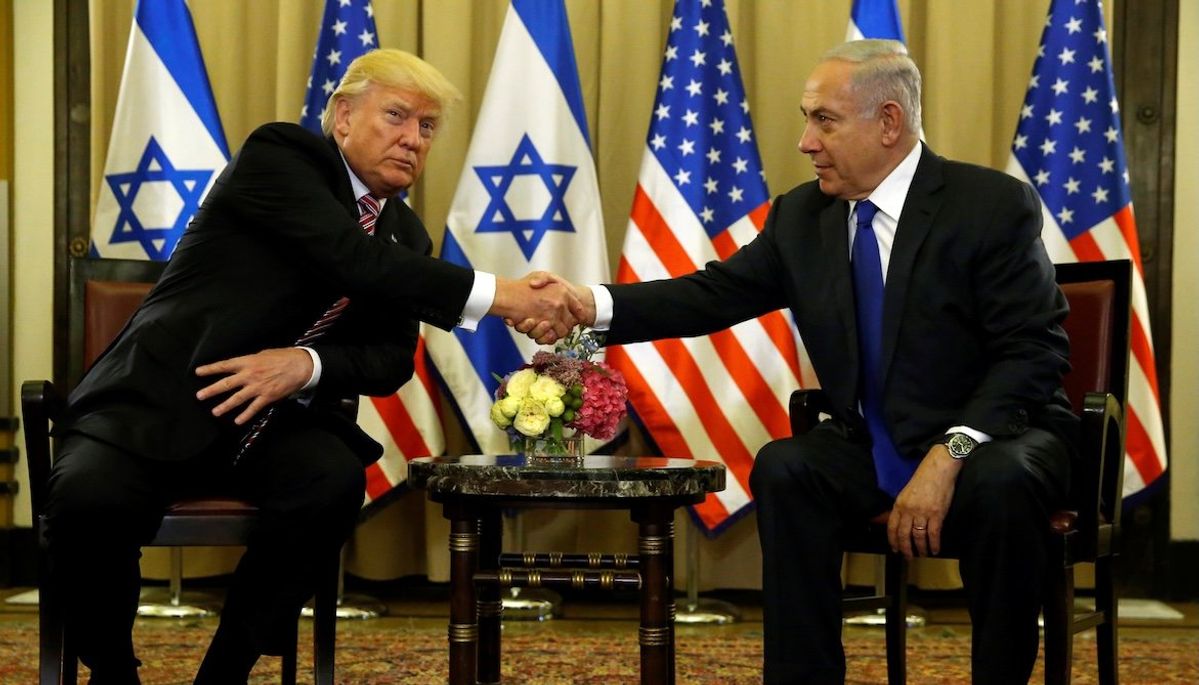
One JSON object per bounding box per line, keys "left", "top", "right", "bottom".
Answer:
{"left": 517, "top": 434, "right": 585, "bottom": 462}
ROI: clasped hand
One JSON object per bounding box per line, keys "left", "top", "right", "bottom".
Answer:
{"left": 492, "top": 271, "right": 595, "bottom": 344}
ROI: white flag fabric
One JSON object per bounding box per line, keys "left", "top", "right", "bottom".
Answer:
{"left": 426, "top": 0, "right": 609, "bottom": 454}
{"left": 611, "top": 0, "right": 808, "bottom": 534}
{"left": 92, "top": 0, "right": 229, "bottom": 260}
{"left": 296, "top": 0, "right": 443, "bottom": 509}
{"left": 1005, "top": 0, "right": 1166, "bottom": 497}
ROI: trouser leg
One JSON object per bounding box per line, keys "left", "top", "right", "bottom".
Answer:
{"left": 43, "top": 434, "right": 169, "bottom": 685}
{"left": 196, "top": 420, "right": 364, "bottom": 684}
{"left": 942, "top": 427, "right": 1071, "bottom": 685}
{"left": 749, "top": 427, "right": 890, "bottom": 685}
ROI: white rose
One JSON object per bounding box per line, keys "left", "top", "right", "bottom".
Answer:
{"left": 529, "top": 375, "right": 566, "bottom": 403}
{"left": 544, "top": 396, "right": 565, "bottom": 417}
{"left": 498, "top": 395, "right": 521, "bottom": 418}
{"left": 504, "top": 368, "right": 538, "bottom": 400}
{"left": 490, "top": 400, "right": 512, "bottom": 428}
{"left": 513, "top": 397, "right": 551, "bottom": 437}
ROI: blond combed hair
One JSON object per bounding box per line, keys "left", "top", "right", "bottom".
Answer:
{"left": 320, "top": 49, "right": 463, "bottom": 135}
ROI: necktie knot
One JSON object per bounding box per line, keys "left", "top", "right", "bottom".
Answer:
{"left": 855, "top": 199, "right": 878, "bottom": 232}
{"left": 357, "top": 195, "right": 381, "bottom": 236}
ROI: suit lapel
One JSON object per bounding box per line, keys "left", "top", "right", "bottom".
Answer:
{"left": 819, "top": 198, "right": 860, "bottom": 403}
{"left": 880, "top": 146, "right": 944, "bottom": 387}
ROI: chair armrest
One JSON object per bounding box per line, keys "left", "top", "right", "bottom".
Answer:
{"left": 21, "top": 380, "right": 65, "bottom": 520}
{"left": 789, "top": 389, "right": 831, "bottom": 436}
{"left": 1070, "top": 390, "right": 1124, "bottom": 557}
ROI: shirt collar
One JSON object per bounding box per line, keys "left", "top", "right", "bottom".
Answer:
{"left": 338, "top": 150, "right": 388, "bottom": 211}
{"left": 853, "top": 141, "right": 922, "bottom": 222}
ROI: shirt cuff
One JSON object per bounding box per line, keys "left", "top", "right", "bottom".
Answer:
{"left": 459, "top": 270, "right": 495, "bottom": 332}
{"left": 945, "top": 425, "right": 992, "bottom": 444}
{"left": 590, "top": 285, "right": 614, "bottom": 331}
{"left": 297, "top": 346, "right": 321, "bottom": 392}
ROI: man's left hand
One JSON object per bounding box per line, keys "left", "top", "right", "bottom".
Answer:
{"left": 195, "top": 348, "right": 314, "bottom": 425}
{"left": 887, "top": 444, "right": 964, "bottom": 559}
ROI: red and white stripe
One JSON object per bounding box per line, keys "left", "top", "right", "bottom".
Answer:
{"left": 613, "top": 151, "right": 813, "bottom": 532}
{"left": 357, "top": 329, "right": 445, "bottom": 507}
{"left": 1008, "top": 159, "right": 1167, "bottom": 496}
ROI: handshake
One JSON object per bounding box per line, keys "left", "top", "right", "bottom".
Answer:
{"left": 489, "top": 271, "right": 596, "bottom": 344}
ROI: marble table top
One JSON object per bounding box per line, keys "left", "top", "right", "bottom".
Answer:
{"left": 408, "top": 454, "right": 726, "bottom": 500}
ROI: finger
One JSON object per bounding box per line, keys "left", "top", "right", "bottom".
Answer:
{"left": 927, "top": 518, "right": 944, "bottom": 556}
{"left": 887, "top": 512, "right": 901, "bottom": 552}
{"left": 525, "top": 321, "right": 553, "bottom": 341}
{"left": 515, "top": 318, "right": 539, "bottom": 334}
{"left": 912, "top": 525, "right": 929, "bottom": 557}
{"left": 528, "top": 271, "right": 558, "bottom": 288}
{"left": 210, "top": 386, "right": 257, "bottom": 418}
{"left": 195, "top": 359, "right": 240, "bottom": 377}
{"left": 196, "top": 376, "right": 238, "bottom": 401}
{"left": 895, "top": 515, "right": 915, "bottom": 560}
{"left": 234, "top": 397, "right": 269, "bottom": 426}
{"left": 536, "top": 332, "right": 559, "bottom": 345}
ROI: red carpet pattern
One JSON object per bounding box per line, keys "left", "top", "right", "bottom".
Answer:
{"left": 0, "top": 619, "right": 1194, "bottom": 684}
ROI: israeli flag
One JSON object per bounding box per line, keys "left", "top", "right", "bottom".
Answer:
{"left": 92, "top": 0, "right": 229, "bottom": 261}
{"left": 846, "top": 0, "right": 906, "bottom": 41}
{"left": 425, "top": 0, "right": 609, "bottom": 453}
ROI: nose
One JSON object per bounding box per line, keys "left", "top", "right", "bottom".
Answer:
{"left": 798, "top": 123, "right": 819, "bottom": 155}
{"left": 396, "top": 117, "right": 422, "bottom": 150}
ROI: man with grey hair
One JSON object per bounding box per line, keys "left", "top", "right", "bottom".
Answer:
{"left": 46, "top": 48, "right": 581, "bottom": 683}
{"left": 541, "top": 39, "right": 1075, "bottom": 684}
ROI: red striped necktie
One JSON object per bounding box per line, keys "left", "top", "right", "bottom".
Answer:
{"left": 235, "top": 195, "right": 382, "bottom": 463}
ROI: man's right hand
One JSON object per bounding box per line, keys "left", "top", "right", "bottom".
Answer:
{"left": 489, "top": 271, "right": 585, "bottom": 344}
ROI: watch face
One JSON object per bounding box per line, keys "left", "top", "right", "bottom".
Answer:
{"left": 946, "top": 433, "right": 976, "bottom": 458}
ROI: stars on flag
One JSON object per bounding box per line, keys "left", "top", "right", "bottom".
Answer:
{"left": 1010, "top": 2, "right": 1132, "bottom": 239}
{"left": 300, "top": 0, "right": 378, "bottom": 134}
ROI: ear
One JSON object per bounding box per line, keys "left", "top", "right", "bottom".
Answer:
{"left": 333, "top": 96, "right": 354, "bottom": 138}
{"left": 878, "top": 101, "right": 905, "bottom": 146}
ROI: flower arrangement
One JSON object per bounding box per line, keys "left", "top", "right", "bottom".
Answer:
{"left": 490, "top": 328, "right": 628, "bottom": 454}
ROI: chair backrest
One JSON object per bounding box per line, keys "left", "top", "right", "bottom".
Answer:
{"left": 1054, "top": 260, "right": 1132, "bottom": 417}
{"left": 1053, "top": 259, "right": 1132, "bottom": 529}
{"left": 67, "top": 257, "right": 166, "bottom": 388}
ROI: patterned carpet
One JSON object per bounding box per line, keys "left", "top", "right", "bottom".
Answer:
{"left": 0, "top": 616, "right": 1195, "bottom": 684}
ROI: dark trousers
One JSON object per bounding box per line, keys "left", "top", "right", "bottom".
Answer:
{"left": 43, "top": 415, "right": 365, "bottom": 685}
{"left": 749, "top": 423, "right": 1071, "bottom": 685}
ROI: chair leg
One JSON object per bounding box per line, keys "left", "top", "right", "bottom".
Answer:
{"left": 280, "top": 628, "right": 298, "bottom": 685}
{"left": 1094, "top": 557, "right": 1118, "bottom": 685}
{"left": 312, "top": 551, "right": 339, "bottom": 685}
{"left": 883, "top": 553, "right": 907, "bottom": 685}
{"left": 1043, "top": 565, "right": 1074, "bottom": 685}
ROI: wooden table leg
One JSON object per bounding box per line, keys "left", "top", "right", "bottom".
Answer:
{"left": 445, "top": 501, "right": 479, "bottom": 685}
{"left": 633, "top": 503, "right": 676, "bottom": 685}
{"left": 477, "top": 508, "right": 503, "bottom": 684}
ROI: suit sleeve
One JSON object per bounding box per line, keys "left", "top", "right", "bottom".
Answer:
{"left": 604, "top": 198, "right": 791, "bottom": 345}
{"left": 960, "top": 179, "right": 1071, "bottom": 436}
{"left": 215, "top": 124, "right": 473, "bottom": 331}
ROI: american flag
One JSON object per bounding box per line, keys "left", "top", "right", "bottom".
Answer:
{"left": 1005, "top": 0, "right": 1166, "bottom": 497}
{"left": 611, "top": 0, "right": 808, "bottom": 534}
{"left": 300, "top": 0, "right": 446, "bottom": 509}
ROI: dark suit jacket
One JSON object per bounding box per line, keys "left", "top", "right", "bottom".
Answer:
{"left": 605, "top": 145, "right": 1078, "bottom": 464}
{"left": 61, "top": 123, "right": 475, "bottom": 464}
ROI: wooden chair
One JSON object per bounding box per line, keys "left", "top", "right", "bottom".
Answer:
{"left": 789, "top": 259, "right": 1131, "bottom": 685}
{"left": 23, "top": 257, "right": 338, "bottom": 685}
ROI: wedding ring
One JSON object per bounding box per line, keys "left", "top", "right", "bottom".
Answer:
{"left": 912, "top": 525, "right": 927, "bottom": 531}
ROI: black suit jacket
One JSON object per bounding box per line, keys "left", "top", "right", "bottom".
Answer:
{"left": 605, "top": 146, "right": 1078, "bottom": 463}
{"left": 62, "top": 123, "right": 475, "bottom": 464}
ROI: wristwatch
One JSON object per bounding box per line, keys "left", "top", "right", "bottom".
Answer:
{"left": 939, "top": 432, "right": 978, "bottom": 459}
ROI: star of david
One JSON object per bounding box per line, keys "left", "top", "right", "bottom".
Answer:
{"left": 473, "top": 134, "right": 577, "bottom": 259}
{"left": 104, "top": 136, "right": 214, "bottom": 260}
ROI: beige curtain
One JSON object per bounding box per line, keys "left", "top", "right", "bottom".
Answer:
{"left": 88, "top": 0, "right": 1087, "bottom": 591}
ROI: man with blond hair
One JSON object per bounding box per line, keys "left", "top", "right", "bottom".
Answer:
{"left": 46, "top": 49, "right": 579, "bottom": 684}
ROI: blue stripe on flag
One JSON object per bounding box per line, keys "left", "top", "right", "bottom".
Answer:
{"left": 440, "top": 230, "right": 526, "bottom": 396}
{"left": 135, "top": 0, "right": 229, "bottom": 156}
{"left": 511, "top": 0, "right": 592, "bottom": 146}
{"left": 851, "top": 0, "right": 906, "bottom": 42}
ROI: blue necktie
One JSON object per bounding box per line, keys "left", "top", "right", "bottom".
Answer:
{"left": 850, "top": 200, "right": 912, "bottom": 497}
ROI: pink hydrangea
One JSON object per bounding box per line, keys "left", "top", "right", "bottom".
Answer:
{"left": 568, "top": 362, "right": 628, "bottom": 441}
